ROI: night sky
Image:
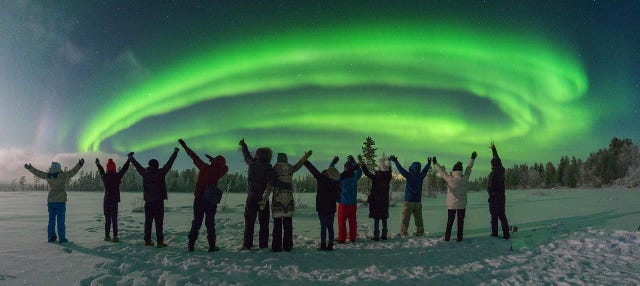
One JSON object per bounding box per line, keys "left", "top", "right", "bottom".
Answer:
{"left": 1, "top": 1, "right": 639, "bottom": 182}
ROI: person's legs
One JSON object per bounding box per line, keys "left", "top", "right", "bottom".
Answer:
{"left": 47, "top": 203, "right": 57, "bottom": 242}
{"left": 413, "top": 203, "right": 424, "bottom": 235}
{"left": 144, "top": 202, "right": 153, "bottom": 242}
{"left": 112, "top": 203, "right": 119, "bottom": 238}
{"left": 346, "top": 205, "right": 357, "bottom": 242}
{"left": 188, "top": 197, "right": 205, "bottom": 250}
{"left": 444, "top": 209, "right": 456, "bottom": 241}
{"left": 399, "top": 202, "right": 410, "bottom": 235}
{"left": 489, "top": 197, "right": 499, "bottom": 236}
{"left": 456, "top": 209, "right": 466, "bottom": 242}
{"left": 155, "top": 201, "right": 165, "bottom": 243}
{"left": 327, "top": 212, "right": 335, "bottom": 250}
{"left": 205, "top": 203, "right": 218, "bottom": 250}
{"left": 272, "top": 217, "right": 283, "bottom": 252}
{"left": 258, "top": 202, "right": 270, "bottom": 249}
{"left": 283, "top": 217, "right": 293, "bottom": 251}
{"left": 57, "top": 203, "right": 67, "bottom": 242}
{"left": 381, "top": 219, "right": 388, "bottom": 240}
{"left": 337, "top": 204, "right": 347, "bottom": 242}
{"left": 373, "top": 219, "right": 380, "bottom": 240}
{"left": 243, "top": 197, "right": 258, "bottom": 249}
{"left": 104, "top": 201, "right": 111, "bottom": 239}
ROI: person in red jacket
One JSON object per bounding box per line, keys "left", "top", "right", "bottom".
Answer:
{"left": 179, "top": 139, "right": 229, "bottom": 252}
{"left": 96, "top": 157, "right": 131, "bottom": 242}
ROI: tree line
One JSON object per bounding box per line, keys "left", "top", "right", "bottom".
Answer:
{"left": 8, "top": 137, "right": 639, "bottom": 194}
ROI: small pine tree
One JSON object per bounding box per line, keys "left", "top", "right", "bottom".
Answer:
{"left": 361, "top": 136, "right": 378, "bottom": 171}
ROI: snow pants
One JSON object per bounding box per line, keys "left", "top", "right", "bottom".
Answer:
{"left": 445, "top": 208, "right": 466, "bottom": 241}
{"left": 337, "top": 204, "right": 357, "bottom": 242}
{"left": 272, "top": 216, "right": 293, "bottom": 252}
{"left": 188, "top": 196, "right": 218, "bottom": 247}
{"left": 103, "top": 201, "right": 118, "bottom": 238}
{"left": 318, "top": 211, "right": 335, "bottom": 245}
{"left": 47, "top": 202, "right": 66, "bottom": 242}
{"left": 488, "top": 193, "right": 509, "bottom": 238}
{"left": 243, "top": 196, "right": 270, "bottom": 249}
{"left": 373, "top": 218, "right": 388, "bottom": 238}
{"left": 144, "top": 200, "right": 164, "bottom": 242}
{"left": 400, "top": 202, "right": 424, "bottom": 235}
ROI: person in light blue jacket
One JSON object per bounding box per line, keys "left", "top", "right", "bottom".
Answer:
{"left": 334, "top": 155, "right": 362, "bottom": 243}
{"left": 389, "top": 155, "right": 431, "bottom": 236}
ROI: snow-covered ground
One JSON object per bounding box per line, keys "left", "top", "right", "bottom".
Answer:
{"left": 1, "top": 189, "right": 639, "bottom": 285}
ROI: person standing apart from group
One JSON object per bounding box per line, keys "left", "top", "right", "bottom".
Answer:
{"left": 487, "top": 142, "right": 510, "bottom": 239}
{"left": 129, "top": 147, "right": 179, "bottom": 248}
{"left": 179, "top": 139, "right": 228, "bottom": 252}
{"left": 433, "top": 151, "right": 476, "bottom": 242}
{"left": 96, "top": 157, "right": 131, "bottom": 242}
{"left": 25, "top": 159, "right": 85, "bottom": 243}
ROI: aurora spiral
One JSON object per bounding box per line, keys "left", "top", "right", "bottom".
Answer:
{"left": 78, "top": 21, "right": 589, "bottom": 163}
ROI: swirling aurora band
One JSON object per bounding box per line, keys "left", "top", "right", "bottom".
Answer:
{"left": 79, "top": 22, "right": 589, "bottom": 160}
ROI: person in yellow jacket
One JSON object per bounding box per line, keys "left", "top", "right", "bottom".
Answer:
{"left": 25, "top": 159, "right": 84, "bottom": 243}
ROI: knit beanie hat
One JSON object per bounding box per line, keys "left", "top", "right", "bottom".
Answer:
{"left": 323, "top": 167, "right": 340, "bottom": 181}
{"left": 452, "top": 161, "right": 463, "bottom": 172}
{"left": 106, "top": 159, "right": 117, "bottom": 173}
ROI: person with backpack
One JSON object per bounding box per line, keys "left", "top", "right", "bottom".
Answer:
{"left": 303, "top": 156, "right": 341, "bottom": 251}
{"left": 24, "top": 159, "right": 84, "bottom": 243}
{"left": 433, "top": 151, "right": 476, "bottom": 242}
{"left": 129, "top": 148, "right": 179, "bottom": 248}
{"left": 96, "top": 157, "right": 131, "bottom": 242}
{"left": 179, "top": 139, "right": 228, "bottom": 252}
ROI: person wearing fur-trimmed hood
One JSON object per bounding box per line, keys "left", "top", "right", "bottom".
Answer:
{"left": 96, "top": 157, "right": 131, "bottom": 242}
{"left": 390, "top": 155, "right": 431, "bottom": 237}
{"left": 260, "top": 150, "right": 312, "bottom": 252}
{"left": 25, "top": 159, "right": 85, "bottom": 243}
{"left": 360, "top": 155, "right": 393, "bottom": 241}
{"left": 433, "top": 151, "right": 476, "bottom": 242}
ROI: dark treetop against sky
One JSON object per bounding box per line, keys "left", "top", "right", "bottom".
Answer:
{"left": 1, "top": 0, "right": 638, "bottom": 182}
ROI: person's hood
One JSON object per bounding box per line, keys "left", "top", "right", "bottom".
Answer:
{"left": 409, "top": 162, "right": 421, "bottom": 174}
{"left": 147, "top": 159, "right": 159, "bottom": 171}
{"left": 323, "top": 167, "right": 340, "bottom": 181}
{"left": 255, "top": 147, "right": 272, "bottom": 163}
{"left": 49, "top": 162, "right": 62, "bottom": 173}
{"left": 206, "top": 154, "right": 227, "bottom": 168}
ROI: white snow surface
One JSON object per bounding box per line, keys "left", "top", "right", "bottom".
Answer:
{"left": 1, "top": 189, "right": 639, "bottom": 285}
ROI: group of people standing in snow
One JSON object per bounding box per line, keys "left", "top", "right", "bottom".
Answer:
{"left": 23, "top": 139, "right": 510, "bottom": 252}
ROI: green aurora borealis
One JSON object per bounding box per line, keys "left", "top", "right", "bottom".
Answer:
{"left": 79, "top": 21, "right": 589, "bottom": 166}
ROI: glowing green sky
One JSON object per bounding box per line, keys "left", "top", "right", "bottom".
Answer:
{"left": 78, "top": 21, "right": 589, "bottom": 169}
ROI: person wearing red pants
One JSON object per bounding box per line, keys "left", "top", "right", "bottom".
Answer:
{"left": 334, "top": 155, "right": 362, "bottom": 243}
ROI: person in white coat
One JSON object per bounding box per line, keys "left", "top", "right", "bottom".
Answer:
{"left": 433, "top": 151, "right": 476, "bottom": 242}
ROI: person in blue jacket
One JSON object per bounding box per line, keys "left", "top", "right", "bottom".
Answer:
{"left": 389, "top": 155, "right": 431, "bottom": 236}
{"left": 335, "top": 155, "right": 362, "bottom": 243}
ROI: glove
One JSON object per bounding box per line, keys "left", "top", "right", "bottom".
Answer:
{"left": 258, "top": 199, "right": 267, "bottom": 210}
{"left": 347, "top": 155, "right": 355, "bottom": 162}
{"left": 490, "top": 141, "right": 496, "bottom": 150}
{"left": 95, "top": 158, "right": 100, "bottom": 166}
{"left": 24, "top": 163, "right": 32, "bottom": 170}
{"left": 239, "top": 138, "right": 245, "bottom": 146}
{"left": 79, "top": 158, "right": 85, "bottom": 166}
{"left": 428, "top": 157, "right": 432, "bottom": 164}
{"left": 471, "top": 151, "right": 477, "bottom": 159}
{"left": 389, "top": 155, "right": 397, "bottom": 162}
{"left": 174, "top": 147, "right": 180, "bottom": 152}
{"left": 178, "top": 139, "right": 186, "bottom": 147}
{"left": 331, "top": 156, "right": 339, "bottom": 165}
{"left": 127, "top": 152, "right": 135, "bottom": 158}
{"left": 432, "top": 156, "right": 437, "bottom": 164}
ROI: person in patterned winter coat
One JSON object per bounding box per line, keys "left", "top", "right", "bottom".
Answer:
{"left": 25, "top": 159, "right": 85, "bottom": 243}
{"left": 96, "top": 157, "right": 131, "bottom": 242}
{"left": 433, "top": 151, "right": 476, "bottom": 242}
{"left": 260, "top": 151, "right": 312, "bottom": 252}
{"left": 359, "top": 155, "right": 393, "bottom": 241}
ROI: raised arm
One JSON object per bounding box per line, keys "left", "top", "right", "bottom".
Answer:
{"left": 292, "top": 150, "right": 312, "bottom": 173}
{"left": 239, "top": 138, "right": 254, "bottom": 165}
{"left": 161, "top": 147, "right": 180, "bottom": 173}
{"left": 389, "top": 156, "right": 410, "bottom": 178}
{"left": 419, "top": 157, "right": 432, "bottom": 179}
{"left": 432, "top": 156, "right": 452, "bottom": 182}
{"left": 117, "top": 159, "right": 131, "bottom": 179}
{"left": 303, "top": 160, "right": 322, "bottom": 179}
{"left": 179, "top": 139, "right": 206, "bottom": 169}
{"left": 24, "top": 164, "right": 47, "bottom": 179}
{"left": 464, "top": 152, "right": 477, "bottom": 179}
{"left": 96, "top": 159, "right": 106, "bottom": 176}
{"left": 128, "top": 153, "right": 145, "bottom": 176}
{"left": 62, "top": 159, "right": 84, "bottom": 180}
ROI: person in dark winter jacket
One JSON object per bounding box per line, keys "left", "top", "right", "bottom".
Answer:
{"left": 335, "top": 155, "right": 362, "bottom": 243}
{"left": 179, "top": 139, "right": 229, "bottom": 252}
{"left": 96, "top": 157, "right": 131, "bottom": 242}
{"left": 25, "top": 159, "right": 84, "bottom": 243}
{"left": 260, "top": 151, "right": 311, "bottom": 252}
{"left": 303, "top": 156, "right": 341, "bottom": 251}
{"left": 129, "top": 148, "right": 179, "bottom": 248}
{"left": 487, "top": 142, "right": 510, "bottom": 239}
{"left": 360, "top": 155, "right": 393, "bottom": 241}
{"left": 389, "top": 155, "right": 431, "bottom": 236}
{"left": 239, "top": 138, "right": 291, "bottom": 250}
{"left": 433, "top": 151, "right": 476, "bottom": 242}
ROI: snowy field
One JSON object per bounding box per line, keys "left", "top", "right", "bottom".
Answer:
{"left": 1, "top": 189, "right": 639, "bottom": 285}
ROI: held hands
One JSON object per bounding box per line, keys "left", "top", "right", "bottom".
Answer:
{"left": 127, "top": 152, "right": 135, "bottom": 159}
{"left": 303, "top": 150, "right": 313, "bottom": 161}
{"left": 471, "top": 151, "right": 477, "bottom": 160}
{"left": 178, "top": 139, "right": 186, "bottom": 147}
{"left": 432, "top": 156, "right": 437, "bottom": 164}
{"left": 239, "top": 138, "right": 246, "bottom": 146}
{"left": 79, "top": 158, "right": 85, "bottom": 166}
{"left": 388, "top": 155, "right": 398, "bottom": 162}
{"left": 347, "top": 155, "right": 355, "bottom": 162}
{"left": 428, "top": 157, "right": 432, "bottom": 164}
{"left": 331, "top": 156, "right": 339, "bottom": 165}
{"left": 24, "top": 163, "right": 32, "bottom": 170}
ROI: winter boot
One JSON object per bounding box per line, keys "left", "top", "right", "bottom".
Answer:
{"left": 381, "top": 231, "right": 388, "bottom": 241}
{"left": 319, "top": 241, "right": 327, "bottom": 251}
{"left": 111, "top": 237, "right": 120, "bottom": 243}
{"left": 187, "top": 240, "right": 195, "bottom": 252}
{"left": 208, "top": 237, "right": 219, "bottom": 252}
{"left": 156, "top": 241, "right": 168, "bottom": 248}
{"left": 144, "top": 240, "right": 154, "bottom": 246}
{"left": 327, "top": 242, "right": 334, "bottom": 251}
{"left": 372, "top": 230, "right": 380, "bottom": 241}
{"left": 104, "top": 236, "right": 111, "bottom": 241}
{"left": 48, "top": 234, "right": 57, "bottom": 243}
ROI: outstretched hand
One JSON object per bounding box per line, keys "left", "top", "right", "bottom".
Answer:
{"left": 331, "top": 156, "right": 339, "bottom": 165}
{"left": 24, "top": 163, "right": 32, "bottom": 170}
{"left": 178, "top": 139, "right": 186, "bottom": 147}
{"left": 490, "top": 141, "right": 496, "bottom": 150}
{"left": 95, "top": 158, "right": 100, "bottom": 166}
{"left": 127, "top": 152, "right": 135, "bottom": 158}
{"left": 174, "top": 147, "right": 180, "bottom": 153}
{"left": 471, "top": 151, "right": 477, "bottom": 160}
{"left": 303, "top": 150, "right": 313, "bottom": 159}
{"left": 79, "top": 158, "right": 85, "bottom": 166}
{"left": 347, "top": 155, "right": 355, "bottom": 162}
{"left": 388, "top": 155, "right": 398, "bottom": 162}
{"left": 432, "top": 156, "right": 437, "bottom": 164}
{"left": 239, "top": 138, "right": 245, "bottom": 146}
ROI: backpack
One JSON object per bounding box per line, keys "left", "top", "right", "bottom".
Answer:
{"left": 203, "top": 166, "right": 222, "bottom": 205}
